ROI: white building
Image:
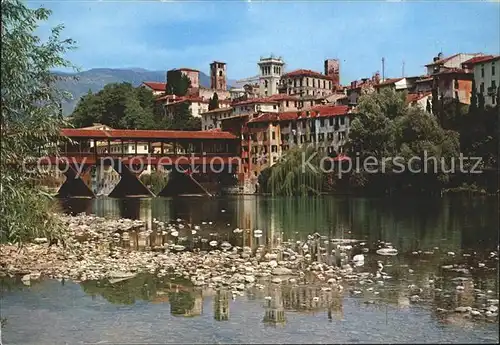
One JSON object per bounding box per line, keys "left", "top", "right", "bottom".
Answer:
{"left": 462, "top": 55, "right": 500, "bottom": 107}
{"left": 425, "top": 52, "right": 483, "bottom": 75}
{"left": 201, "top": 107, "right": 233, "bottom": 130}
{"left": 258, "top": 56, "right": 285, "bottom": 97}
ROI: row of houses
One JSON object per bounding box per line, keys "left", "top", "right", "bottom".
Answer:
{"left": 140, "top": 52, "right": 498, "bottom": 186}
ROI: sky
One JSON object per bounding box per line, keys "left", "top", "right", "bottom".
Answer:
{"left": 32, "top": 0, "right": 500, "bottom": 84}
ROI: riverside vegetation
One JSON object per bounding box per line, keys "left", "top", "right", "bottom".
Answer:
{"left": 259, "top": 88, "right": 499, "bottom": 196}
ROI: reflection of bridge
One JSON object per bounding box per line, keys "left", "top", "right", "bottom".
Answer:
{"left": 48, "top": 128, "right": 241, "bottom": 198}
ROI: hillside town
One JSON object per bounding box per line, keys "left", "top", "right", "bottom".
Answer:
{"left": 139, "top": 53, "right": 499, "bottom": 187}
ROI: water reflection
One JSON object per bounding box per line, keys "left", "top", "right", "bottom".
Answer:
{"left": 56, "top": 196, "right": 499, "bottom": 325}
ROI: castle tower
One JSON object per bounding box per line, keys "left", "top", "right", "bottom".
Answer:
{"left": 210, "top": 61, "right": 227, "bottom": 91}
{"left": 258, "top": 55, "right": 285, "bottom": 97}
{"left": 324, "top": 59, "right": 340, "bottom": 89}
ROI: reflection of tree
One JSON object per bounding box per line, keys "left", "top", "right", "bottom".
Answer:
{"left": 80, "top": 273, "right": 158, "bottom": 305}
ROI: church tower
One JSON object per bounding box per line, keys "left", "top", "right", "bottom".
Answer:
{"left": 258, "top": 55, "right": 285, "bottom": 97}
{"left": 210, "top": 61, "right": 227, "bottom": 90}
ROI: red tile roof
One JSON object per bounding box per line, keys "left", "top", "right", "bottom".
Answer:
{"left": 303, "top": 105, "right": 350, "bottom": 118}
{"left": 176, "top": 67, "right": 200, "bottom": 73}
{"left": 278, "top": 111, "right": 300, "bottom": 121}
{"left": 249, "top": 105, "right": 350, "bottom": 124}
{"left": 282, "top": 69, "right": 333, "bottom": 81}
{"left": 60, "top": 128, "right": 237, "bottom": 140}
{"left": 462, "top": 55, "right": 500, "bottom": 65}
{"left": 248, "top": 113, "right": 279, "bottom": 123}
{"left": 142, "top": 82, "right": 166, "bottom": 92}
{"left": 201, "top": 107, "right": 233, "bottom": 115}
{"left": 406, "top": 92, "right": 432, "bottom": 103}
{"left": 266, "top": 94, "right": 300, "bottom": 101}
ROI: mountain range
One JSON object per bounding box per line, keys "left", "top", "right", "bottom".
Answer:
{"left": 56, "top": 68, "right": 237, "bottom": 115}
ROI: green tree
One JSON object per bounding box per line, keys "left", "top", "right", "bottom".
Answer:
{"left": 166, "top": 70, "right": 191, "bottom": 96}
{"left": 208, "top": 92, "right": 219, "bottom": 111}
{"left": 347, "top": 89, "right": 460, "bottom": 194}
{"left": 71, "top": 83, "right": 158, "bottom": 129}
{"left": 469, "top": 79, "right": 478, "bottom": 114}
{"left": 167, "top": 102, "right": 201, "bottom": 131}
{"left": 1, "top": 0, "right": 75, "bottom": 242}
{"left": 267, "top": 145, "right": 325, "bottom": 196}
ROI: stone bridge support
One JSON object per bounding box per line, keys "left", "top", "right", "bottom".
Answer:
{"left": 56, "top": 163, "right": 95, "bottom": 198}
{"left": 107, "top": 159, "right": 155, "bottom": 198}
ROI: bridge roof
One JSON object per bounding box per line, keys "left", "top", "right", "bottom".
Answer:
{"left": 60, "top": 128, "right": 237, "bottom": 140}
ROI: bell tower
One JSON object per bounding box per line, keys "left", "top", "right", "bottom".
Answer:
{"left": 210, "top": 61, "right": 227, "bottom": 90}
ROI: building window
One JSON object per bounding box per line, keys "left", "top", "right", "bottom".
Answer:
{"left": 481, "top": 64, "right": 485, "bottom": 78}
{"left": 273, "top": 105, "right": 277, "bottom": 110}
{"left": 492, "top": 80, "right": 497, "bottom": 90}
{"left": 286, "top": 101, "right": 289, "bottom": 107}
{"left": 272, "top": 132, "right": 276, "bottom": 140}
{"left": 271, "top": 145, "right": 278, "bottom": 153}
{"left": 327, "top": 132, "right": 334, "bottom": 140}
{"left": 340, "top": 116, "right": 345, "bottom": 125}
{"left": 143, "top": 145, "right": 148, "bottom": 151}
{"left": 492, "top": 62, "right": 496, "bottom": 76}
{"left": 318, "top": 133, "right": 325, "bottom": 141}
{"left": 329, "top": 117, "right": 334, "bottom": 126}
{"left": 480, "top": 82, "right": 485, "bottom": 93}
{"left": 320, "top": 118, "right": 325, "bottom": 127}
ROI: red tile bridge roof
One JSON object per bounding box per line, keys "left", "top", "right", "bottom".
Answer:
{"left": 60, "top": 128, "right": 238, "bottom": 140}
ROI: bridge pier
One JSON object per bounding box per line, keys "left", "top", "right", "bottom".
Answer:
{"left": 56, "top": 163, "right": 95, "bottom": 198}
{"left": 107, "top": 159, "right": 155, "bottom": 198}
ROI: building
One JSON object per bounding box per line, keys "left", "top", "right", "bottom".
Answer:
{"left": 201, "top": 107, "right": 233, "bottom": 130}
{"left": 433, "top": 68, "right": 474, "bottom": 105}
{"left": 279, "top": 69, "right": 334, "bottom": 97}
{"left": 243, "top": 105, "right": 352, "bottom": 180}
{"left": 324, "top": 59, "right": 341, "bottom": 90}
{"left": 425, "top": 52, "right": 483, "bottom": 76}
{"left": 258, "top": 56, "right": 285, "bottom": 97}
{"left": 406, "top": 92, "right": 432, "bottom": 111}
{"left": 210, "top": 61, "right": 227, "bottom": 91}
{"left": 168, "top": 67, "right": 201, "bottom": 89}
{"left": 346, "top": 73, "right": 380, "bottom": 106}
{"left": 141, "top": 82, "right": 166, "bottom": 96}
{"left": 462, "top": 55, "right": 500, "bottom": 107}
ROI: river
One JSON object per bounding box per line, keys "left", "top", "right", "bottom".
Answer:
{"left": 1, "top": 195, "right": 499, "bottom": 344}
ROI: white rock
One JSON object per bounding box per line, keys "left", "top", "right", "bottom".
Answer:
{"left": 209, "top": 240, "right": 218, "bottom": 247}
{"left": 244, "top": 275, "right": 255, "bottom": 283}
{"left": 376, "top": 248, "right": 398, "bottom": 256}
{"left": 33, "top": 238, "right": 48, "bottom": 244}
{"left": 272, "top": 267, "right": 292, "bottom": 275}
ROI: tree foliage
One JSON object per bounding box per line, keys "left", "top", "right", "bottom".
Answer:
{"left": 208, "top": 92, "right": 219, "bottom": 111}
{"left": 267, "top": 145, "right": 326, "bottom": 196}
{"left": 347, "top": 89, "right": 460, "bottom": 193}
{"left": 1, "top": 0, "right": 75, "bottom": 242}
{"left": 71, "top": 83, "right": 160, "bottom": 129}
{"left": 166, "top": 70, "right": 191, "bottom": 96}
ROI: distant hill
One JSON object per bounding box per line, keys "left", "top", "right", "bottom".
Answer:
{"left": 56, "top": 68, "right": 236, "bottom": 115}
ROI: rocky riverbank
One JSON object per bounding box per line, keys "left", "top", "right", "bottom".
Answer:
{"left": 0, "top": 213, "right": 498, "bottom": 322}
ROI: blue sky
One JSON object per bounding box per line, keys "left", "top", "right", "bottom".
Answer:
{"left": 32, "top": 0, "right": 499, "bottom": 84}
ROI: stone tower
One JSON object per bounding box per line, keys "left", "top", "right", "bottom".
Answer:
{"left": 258, "top": 55, "right": 285, "bottom": 97}
{"left": 210, "top": 61, "right": 227, "bottom": 90}
{"left": 324, "top": 59, "right": 340, "bottom": 89}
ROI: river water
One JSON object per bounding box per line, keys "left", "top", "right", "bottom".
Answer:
{"left": 1, "top": 196, "right": 499, "bottom": 344}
